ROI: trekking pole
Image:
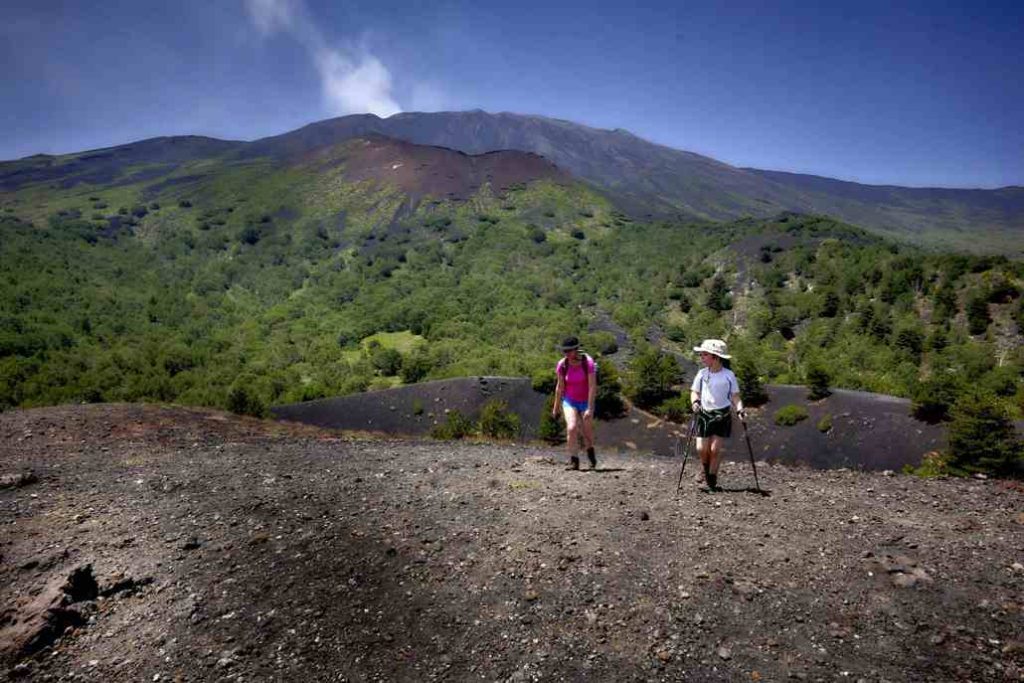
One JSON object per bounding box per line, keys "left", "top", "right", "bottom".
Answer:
{"left": 739, "top": 415, "right": 761, "bottom": 493}
{"left": 675, "top": 412, "right": 698, "bottom": 493}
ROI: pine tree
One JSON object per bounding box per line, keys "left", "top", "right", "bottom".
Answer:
{"left": 947, "top": 390, "right": 1022, "bottom": 476}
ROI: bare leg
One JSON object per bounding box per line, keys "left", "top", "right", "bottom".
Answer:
{"left": 563, "top": 405, "right": 581, "bottom": 468}
{"left": 581, "top": 413, "right": 596, "bottom": 468}
{"left": 697, "top": 436, "right": 713, "bottom": 487}
{"left": 709, "top": 436, "right": 724, "bottom": 487}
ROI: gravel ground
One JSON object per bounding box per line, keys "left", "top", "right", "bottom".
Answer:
{"left": 1, "top": 404, "right": 1022, "bottom": 682}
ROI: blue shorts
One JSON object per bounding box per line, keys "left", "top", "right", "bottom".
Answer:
{"left": 562, "top": 397, "right": 590, "bottom": 413}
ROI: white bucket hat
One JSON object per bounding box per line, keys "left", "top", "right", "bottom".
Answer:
{"left": 693, "top": 338, "right": 731, "bottom": 359}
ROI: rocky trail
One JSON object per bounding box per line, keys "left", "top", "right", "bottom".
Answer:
{"left": 1, "top": 404, "right": 1022, "bottom": 681}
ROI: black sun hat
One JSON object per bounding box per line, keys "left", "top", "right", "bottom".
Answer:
{"left": 558, "top": 336, "right": 581, "bottom": 352}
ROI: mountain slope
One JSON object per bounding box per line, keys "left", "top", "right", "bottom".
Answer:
{"left": 242, "top": 110, "right": 1024, "bottom": 252}
{"left": 3, "top": 110, "right": 1022, "bottom": 252}
{"left": 1, "top": 127, "right": 1021, "bottom": 425}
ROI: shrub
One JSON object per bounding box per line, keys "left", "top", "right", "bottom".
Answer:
{"left": 370, "top": 347, "right": 403, "bottom": 376}
{"left": 893, "top": 326, "right": 925, "bottom": 361}
{"left": 733, "top": 356, "right": 769, "bottom": 407}
{"left": 806, "top": 365, "right": 831, "bottom": 400}
{"left": 532, "top": 367, "right": 556, "bottom": 394}
{"left": 911, "top": 375, "right": 962, "bottom": 423}
{"left": 626, "top": 347, "right": 680, "bottom": 409}
{"left": 816, "top": 414, "right": 833, "bottom": 433}
{"left": 538, "top": 396, "right": 564, "bottom": 444}
{"left": 431, "top": 410, "right": 475, "bottom": 440}
{"left": 774, "top": 404, "right": 808, "bottom": 426}
{"left": 587, "top": 331, "right": 619, "bottom": 356}
{"left": 987, "top": 277, "right": 1020, "bottom": 304}
{"left": 399, "top": 350, "right": 431, "bottom": 383}
{"left": 982, "top": 366, "right": 1020, "bottom": 398}
{"left": 705, "top": 274, "right": 732, "bottom": 312}
{"left": 909, "top": 450, "right": 952, "bottom": 478}
{"left": 239, "top": 226, "right": 261, "bottom": 245}
{"left": 178, "top": 199, "right": 193, "bottom": 208}
{"left": 819, "top": 290, "right": 841, "bottom": 318}
{"left": 594, "top": 360, "right": 626, "bottom": 419}
{"left": 946, "top": 390, "right": 1022, "bottom": 477}
{"left": 654, "top": 396, "right": 691, "bottom": 423}
{"left": 679, "top": 271, "right": 702, "bottom": 288}
{"left": 966, "top": 294, "right": 991, "bottom": 335}
{"left": 478, "top": 400, "right": 521, "bottom": 440}
{"left": 411, "top": 399, "right": 424, "bottom": 416}
{"left": 226, "top": 384, "right": 266, "bottom": 417}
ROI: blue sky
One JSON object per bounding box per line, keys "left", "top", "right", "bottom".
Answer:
{"left": 2, "top": 0, "right": 1021, "bottom": 188}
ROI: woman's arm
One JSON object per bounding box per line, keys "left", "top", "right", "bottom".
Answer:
{"left": 731, "top": 391, "right": 745, "bottom": 419}
{"left": 552, "top": 374, "right": 564, "bottom": 417}
{"left": 585, "top": 368, "right": 597, "bottom": 418}
{"left": 690, "top": 370, "right": 703, "bottom": 412}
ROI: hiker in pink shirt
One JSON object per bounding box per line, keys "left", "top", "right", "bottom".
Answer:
{"left": 551, "top": 336, "right": 598, "bottom": 470}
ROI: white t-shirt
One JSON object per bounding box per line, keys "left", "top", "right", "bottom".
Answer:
{"left": 691, "top": 368, "right": 740, "bottom": 411}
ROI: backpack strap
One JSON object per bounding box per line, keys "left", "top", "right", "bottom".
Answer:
{"left": 559, "top": 354, "right": 592, "bottom": 394}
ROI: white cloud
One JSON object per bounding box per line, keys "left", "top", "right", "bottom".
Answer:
{"left": 243, "top": 0, "right": 402, "bottom": 117}
{"left": 317, "top": 49, "right": 401, "bottom": 117}
{"left": 244, "top": 0, "right": 297, "bottom": 36}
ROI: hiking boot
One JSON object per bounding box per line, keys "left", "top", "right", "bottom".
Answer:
{"left": 586, "top": 447, "right": 597, "bottom": 470}
{"left": 706, "top": 472, "right": 718, "bottom": 491}
{"left": 568, "top": 456, "right": 580, "bottom": 471}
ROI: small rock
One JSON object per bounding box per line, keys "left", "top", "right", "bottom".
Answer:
{"left": 524, "top": 589, "right": 539, "bottom": 602}
{"left": 891, "top": 573, "right": 918, "bottom": 588}
{"left": 9, "top": 663, "right": 31, "bottom": 678}
{"left": 882, "top": 470, "right": 894, "bottom": 477}
{"left": 718, "top": 646, "right": 732, "bottom": 660}
{"left": 640, "top": 511, "right": 650, "bottom": 521}
{"left": 1010, "top": 563, "right": 1024, "bottom": 574}
{"left": 656, "top": 649, "right": 672, "bottom": 663}
{"left": 0, "top": 471, "right": 37, "bottom": 489}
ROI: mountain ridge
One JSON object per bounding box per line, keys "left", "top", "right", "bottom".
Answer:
{"left": 3, "top": 109, "right": 1023, "bottom": 252}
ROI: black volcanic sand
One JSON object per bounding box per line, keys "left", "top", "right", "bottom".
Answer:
{"left": 2, "top": 404, "right": 1022, "bottom": 682}
{"left": 273, "top": 379, "right": 946, "bottom": 472}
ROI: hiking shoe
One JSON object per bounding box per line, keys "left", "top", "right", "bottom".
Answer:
{"left": 706, "top": 473, "right": 718, "bottom": 491}
{"left": 568, "top": 456, "right": 580, "bottom": 471}
{"left": 586, "top": 447, "right": 597, "bottom": 470}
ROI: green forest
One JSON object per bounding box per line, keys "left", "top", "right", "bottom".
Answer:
{"left": 1, "top": 145, "right": 1022, "bottom": 474}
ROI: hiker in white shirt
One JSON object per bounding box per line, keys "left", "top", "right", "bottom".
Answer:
{"left": 689, "top": 339, "right": 745, "bottom": 491}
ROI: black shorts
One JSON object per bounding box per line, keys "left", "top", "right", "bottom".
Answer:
{"left": 696, "top": 407, "right": 732, "bottom": 438}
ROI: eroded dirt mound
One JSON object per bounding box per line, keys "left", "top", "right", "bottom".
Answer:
{"left": 1, "top": 404, "right": 1022, "bottom": 681}
{"left": 308, "top": 135, "right": 567, "bottom": 201}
